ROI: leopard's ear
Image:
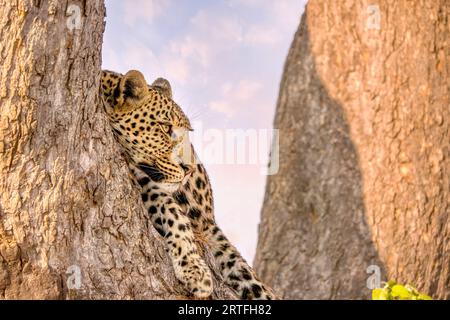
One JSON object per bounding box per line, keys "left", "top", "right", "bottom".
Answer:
{"left": 117, "top": 70, "right": 147, "bottom": 105}
{"left": 152, "top": 77, "right": 172, "bottom": 99}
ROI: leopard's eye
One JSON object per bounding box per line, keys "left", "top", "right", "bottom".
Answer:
{"left": 160, "top": 123, "right": 173, "bottom": 135}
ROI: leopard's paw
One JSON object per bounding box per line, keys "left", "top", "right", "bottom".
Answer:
{"left": 258, "top": 284, "right": 280, "bottom": 300}
{"left": 237, "top": 280, "right": 280, "bottom": 300}
{"left": 175, "top": 255, "right": 213, "bottom": 298}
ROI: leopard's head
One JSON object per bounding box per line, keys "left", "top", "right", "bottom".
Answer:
{"left": 101, "top": 69, "right": 196, "bottom": 189}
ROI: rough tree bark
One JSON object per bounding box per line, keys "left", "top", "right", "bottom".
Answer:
{"left": 255, "top": 0, "right": 449, "bottom": 299}
{"left": 0, "top": 0, "right": 233, "bottom": 299}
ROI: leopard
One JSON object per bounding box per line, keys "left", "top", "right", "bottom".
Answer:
{"left": 100, "top": 69, "right": 278, "bottom": 300}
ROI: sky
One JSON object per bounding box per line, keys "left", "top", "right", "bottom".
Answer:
{"left": 102, "top": 0, "right": 306, "bottom": 262}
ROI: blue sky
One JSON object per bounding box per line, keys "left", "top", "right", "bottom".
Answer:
{"left": 102, "top": 0, "right": 306, "bottom": 262}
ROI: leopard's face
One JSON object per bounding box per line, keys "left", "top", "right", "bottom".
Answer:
{"left": 101, "top": 70, "right": 195, "bottom": 189}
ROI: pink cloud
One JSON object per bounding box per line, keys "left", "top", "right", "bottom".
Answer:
{"left": 123, "top": 0, "right": 172, "bottom": 26}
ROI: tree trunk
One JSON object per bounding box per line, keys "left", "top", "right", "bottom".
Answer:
{"left": 0, "top": 0, "right": 233, "bottom": 299}
{"left": 255, "top": 0, "right": 449, "bottom": 300}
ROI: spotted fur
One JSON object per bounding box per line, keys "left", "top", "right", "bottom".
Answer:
{"left": 101, "top": 69, "right": 278, "bottom": 299}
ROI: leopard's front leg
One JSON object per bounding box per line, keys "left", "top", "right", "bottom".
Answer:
{"left": 134, "top": 173, "right": 213, "bottom": 298}
{"left": 173, "top": 165, "right": 279, "bottom": 300}
{"left": 173, "top": 169, "right": 279, "bottom": 300}
{"left": 202, "top": 220, "right": 279, "bottom": 300}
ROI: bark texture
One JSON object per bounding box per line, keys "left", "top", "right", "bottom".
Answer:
{"left": 255, "top": 0, "right": 449, "bottom": 299}
{"left": 0, "top": 0, "right": 233, "bottom": 299}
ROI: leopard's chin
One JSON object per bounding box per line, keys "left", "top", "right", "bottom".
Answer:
{"left": 158, "top": 181, "right": 182, "bottom": 193}
{"left": 160, "top": 171, "right": 192, "bottom": 193}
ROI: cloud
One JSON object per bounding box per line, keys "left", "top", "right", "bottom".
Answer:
{"left": 121, "top": 42, "right": 162, "bottom": 76}
{"left": 123, "top": 0, "right": 172, "bottom": 26}
{"left": 157, "top": 10, "right": 246, "bottom": 87}
{"left": 234, "top": 80, "right": 262, "bottom": 100}
{"left": 190, "top": 10, "right": 244, "bottom": 43}
{"left": 270, "top": 0, "right": 303, "bottom": 27}
{"left": 209, "top": 100, "right": 235, "bottom": 117}
{"left": 228, "top": 0, "right": 303, "bottom": 33}
{"left": 168, "top": 36, "right": 212, "bottom": 69}
{"left": 161, "top": 57, "right": 190, "bottom": 85}
{"left": 166, "top": 10, "right": 244, "bottom": 70}
{"left": 243, "top": 25, "right": 280, "bottom": 45}
{"left": 210, "top": 80, "right": 262, "bottom": 117}
{"left": 221, "top": 82, "right": 233, "bottom": 95}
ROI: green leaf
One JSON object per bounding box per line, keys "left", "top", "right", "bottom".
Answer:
{"left": 417, "top": 294, "right": 432, "bottom": 300}
{"left": 372, "top": 289, "right": 383, "bottom": 300}
{"left": 372, "top": 288, "right": 390, "bottom": 300}
{"left": 391, "top": 285, "right": 412, "bottom": 299}
{"left": 386, "top": 280, "right": 397, "bottom": 287}
{"left": 405, "top": 285, "right": 419, "bottom": 296}
{"left": 372, "top": 280, "right": 433, "bottom": 300}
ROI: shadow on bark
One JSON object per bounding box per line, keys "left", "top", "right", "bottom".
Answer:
{"left": 254, "top": 12, "right": 386, "bottom": 299}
